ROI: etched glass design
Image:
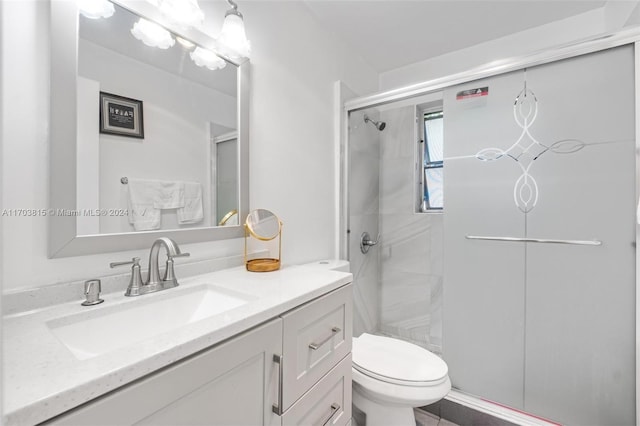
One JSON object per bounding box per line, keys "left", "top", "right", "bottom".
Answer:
{"left": 475, "top": 71, "right": 585, "bottom": 213}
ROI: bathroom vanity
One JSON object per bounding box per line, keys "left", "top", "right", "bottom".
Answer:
{"left": 3, "top": 265, "right": 353, "bottom": 426}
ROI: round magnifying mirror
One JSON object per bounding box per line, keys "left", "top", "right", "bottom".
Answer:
{"left": 245, "top": 209, "right": 281, "bottom": 240}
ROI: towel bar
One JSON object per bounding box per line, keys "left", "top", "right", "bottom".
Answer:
{"left": 465, "top": 235, "right": 601, "bottom": 246}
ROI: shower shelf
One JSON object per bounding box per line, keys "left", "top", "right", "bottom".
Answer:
{"left": 465, "top": 235, "right": 602, "bottom": 246}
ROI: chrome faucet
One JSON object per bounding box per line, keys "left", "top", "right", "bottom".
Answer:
{"left": 110, "top": 237, "right": 190, "bottom": 297}
{"left": 146, "top": 237, "right": 190, "bottom": 291}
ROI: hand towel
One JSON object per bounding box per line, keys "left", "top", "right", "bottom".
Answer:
{"left": 152, "top": 180, "right": 185, "bottom": 209}
{"left": 127, "top": 179, "right": 163, "bottom": 231}
{"left": 177, "top": 181, "right": 204, "bottom": 224}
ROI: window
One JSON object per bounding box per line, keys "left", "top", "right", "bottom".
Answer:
{"left": 422, "top": 111, "right": 443, "bottom": 210}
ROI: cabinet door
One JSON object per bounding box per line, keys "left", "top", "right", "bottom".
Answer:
{"left": 282, "top": 354, "right": 352, "bottom": 426}
{"left": 281, "top": 284, "right": 352, "bottom": 410}
{"left": 46, "top": 319, "right": 283, "bottom": 426}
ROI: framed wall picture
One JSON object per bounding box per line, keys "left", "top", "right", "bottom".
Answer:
{"left": 99, "top": 92, "right": 144, "bottom": 139}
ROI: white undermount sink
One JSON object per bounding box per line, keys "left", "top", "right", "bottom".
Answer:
{"left": 47, "top": 284, "right": 255, "bottom": 360}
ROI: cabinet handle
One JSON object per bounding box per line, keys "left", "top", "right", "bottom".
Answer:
{"left": 320, "top": 403, "right": 341, "bottom": 426}
{"left": 309, "top": 327, "right": 341, "bottom": 350}
{"left": 272, "top": 354, "right": 284, "bottom": 415}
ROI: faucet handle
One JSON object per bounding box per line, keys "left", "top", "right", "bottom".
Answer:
{"left": 81, "top": 279, "right": 104, "bottom": 306}
{"left": 163, "top": 252, "right": 190, "bottom": 289}
{"left": 171, "top": 252, "right": 191, "bottom": 259}
{"left": 110, "top": 257, "right": 144, "bottom": 297}
{"left": 109, "top": 257, "right": 141, "bottom": 268}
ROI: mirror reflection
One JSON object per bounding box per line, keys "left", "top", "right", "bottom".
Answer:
{"left": 76, "top": 2, "right": 239, "bottom": 235}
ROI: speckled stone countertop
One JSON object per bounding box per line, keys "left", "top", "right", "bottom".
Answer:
{"left": 3, "top": 263, "right": 352, "bottom": 426}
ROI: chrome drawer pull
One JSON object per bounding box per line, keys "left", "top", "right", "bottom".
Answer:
{"left": 272, "top": 354, "right": 284, "bottom": 415}
{"left": 309, "top": 327, "right": 341, "bottom": 350}
{"left": 320, "top": 403, "right": 341, "bottom": 426}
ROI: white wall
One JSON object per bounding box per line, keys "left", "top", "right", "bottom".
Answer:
{"left": 379, "top": 4, "right": 638, "bottom": 91}
{"left": 239, "top": 1, "right": 378, "bottom": 265}
{"left": 1, "top": 0, "right": 378, "bottom": 291}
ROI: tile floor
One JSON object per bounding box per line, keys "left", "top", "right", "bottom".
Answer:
{"left": 415, "top": 408, "right": 460, "bottom": 426}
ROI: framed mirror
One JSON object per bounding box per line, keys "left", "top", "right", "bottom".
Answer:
{"left": 49, "top": 0, "right": 249, "bottom": 257}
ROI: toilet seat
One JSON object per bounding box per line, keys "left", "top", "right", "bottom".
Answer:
{"left": 353, "top": 333, "right": 448, "bottom": 387}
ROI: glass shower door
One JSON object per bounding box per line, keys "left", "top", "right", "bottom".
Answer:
{"left": 443, "top": 69, "right": 528, "bottom": 410}
{"left": 443, "top": 45, "right": 635, "bottom": 425}
{"left": 522, "top": 46, "right": 635, "bottom": 425}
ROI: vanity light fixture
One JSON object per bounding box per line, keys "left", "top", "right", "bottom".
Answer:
{"left": 190, "top": 47, "right": 227, "bottom": 70}
{"left": 78, "top": 0, "right": 115, "bottom": 19}
{"left": 176, "top": 36, "right": 196, "bottom": 50}
{"left": 131, "top": 18, "right": 175, "bottom": 49}
{"left": 155, "top": 0, "right": 204, "bottom": 29}
{"left": 217, "top": 0, "right": 251, "bottom": 59}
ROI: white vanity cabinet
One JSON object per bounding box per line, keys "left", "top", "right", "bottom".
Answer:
{"left": 279, "top": 283, "right": 353, "bottom": 425}
{"left": 46, "top": 318, "right": 283, "bottom": 426}
{"left": 44, "top": 283, "right": 352, "bottom": 426}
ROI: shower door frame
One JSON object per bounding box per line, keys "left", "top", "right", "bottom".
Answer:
{"left": 340, "top": 26, "right": 640, "bottom": 424}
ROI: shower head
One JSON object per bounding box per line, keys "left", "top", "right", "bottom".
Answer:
{"left": 364, "top": 114, "right": 386, "bottom": 131}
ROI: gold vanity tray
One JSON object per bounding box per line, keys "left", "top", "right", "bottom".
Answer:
{"left": 246, "top": 258, "right": 280, "bottom": 272}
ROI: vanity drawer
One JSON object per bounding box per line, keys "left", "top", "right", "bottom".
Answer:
{"left": 282, "top": 354, "right": 352, "bottom": 426}
{"left": 282, "top": 284, "right": 352, "bottom": 410}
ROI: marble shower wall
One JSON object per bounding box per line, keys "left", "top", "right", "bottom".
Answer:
{"left": 378, "top": 105, "right": 444, "bottom": 354}
{"left": 348, "top": 109, "right": 381, "bottom": 337}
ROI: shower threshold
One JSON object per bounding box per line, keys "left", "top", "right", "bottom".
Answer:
{"left": 420, "top": 389, "right": 560, "bottom": 426}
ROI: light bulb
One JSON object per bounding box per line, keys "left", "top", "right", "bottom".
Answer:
{"left": 176, "top": 37, "right": 196, "bottom": 50}
{"left": 217, "top": 12, "right": 251, "bottom": 59}
{"left": 158, "top": 0, "right": 204, "bottom": 29}
{"left": 131, "top": 18, "right": 175, "bottom": 49}
{"left": 190, "top": 47, "right": 227, "bottom": 71}
{"left": 78, "top": 0, "right": 115, "bottom": 19}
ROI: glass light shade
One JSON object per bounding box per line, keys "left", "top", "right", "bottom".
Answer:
{"left": 158, "top": 0, "right": 204, "bottom": 29}
{"left": 217, "top": 13, "right": 251, "bottom": 59}
{"left": 190, "top": 47, "right": 227, "bottom": 71}
{"left": 78, "top": 0, "right": 115, "bottom": 19}
{"left": 131, "top": 18, "right": 175, "bottom": 49}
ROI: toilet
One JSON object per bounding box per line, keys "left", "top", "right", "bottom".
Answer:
{"left": 352, "top": 333, "right": 451, "bottom": 426}
{"left": 299, "top": 260, "right": 451, "bottom": 426}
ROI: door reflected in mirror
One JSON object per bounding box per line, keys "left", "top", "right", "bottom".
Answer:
{"left": 76, "top": 2, "right": 239, "bottom": 235}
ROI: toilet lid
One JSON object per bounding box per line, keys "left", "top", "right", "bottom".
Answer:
{"left": 352, "top": 334, "right": 448, "bottom": 384}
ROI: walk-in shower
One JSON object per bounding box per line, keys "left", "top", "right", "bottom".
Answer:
{"left": 342, "top": 39, "right": 637, "bottom": 426}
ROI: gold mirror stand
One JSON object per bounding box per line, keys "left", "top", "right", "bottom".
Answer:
{"left": 244, "top": 220, "right": 282, "bottom": 272}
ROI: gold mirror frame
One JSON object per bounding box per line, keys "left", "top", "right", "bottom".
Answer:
{"left": 218, "top": 209, "right": 238, "bottom": 226}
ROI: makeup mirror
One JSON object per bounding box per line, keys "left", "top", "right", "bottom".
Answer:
{"left": 244, "top": 209, "right": 282, "bottom": 272}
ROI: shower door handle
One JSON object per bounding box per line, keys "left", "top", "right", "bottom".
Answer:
{"left": 360, "top": 232, "right": 380, "bottom": 254}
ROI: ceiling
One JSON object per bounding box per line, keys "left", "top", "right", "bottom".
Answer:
{"left": 302, "top": 0, "right": 607, "bottom": 72}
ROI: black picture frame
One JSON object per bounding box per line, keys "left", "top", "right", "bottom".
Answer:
{"left": 99, "top": 92, "right": 144, "bottom": 139}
